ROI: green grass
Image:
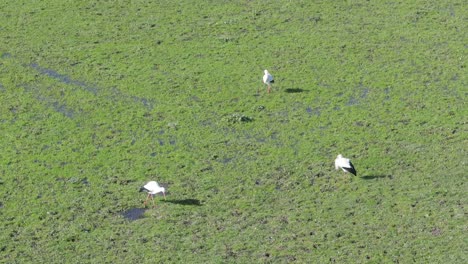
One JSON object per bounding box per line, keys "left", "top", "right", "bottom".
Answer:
{"left": 0, "top": 0, "right": 466, "bottom": 263}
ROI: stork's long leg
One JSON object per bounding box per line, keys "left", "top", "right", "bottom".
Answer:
{"left": 143, "top": 193, "right": 150, "bottom": 206}
{"left": 151, "top": 194, "right": 155, "bottom": 208}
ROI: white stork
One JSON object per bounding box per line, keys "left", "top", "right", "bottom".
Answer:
{"left": 139, "top": 181, "right": 166, "bottom": 208}
{"left": 262, "top": 69, "right": 274, "bottom": 93}
{"left": 335, "top": 154, "right": 357, "bottom": 176}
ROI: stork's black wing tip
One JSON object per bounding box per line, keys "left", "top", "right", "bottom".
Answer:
{"left": 347, "top": 162, "right": 357, "bottom": 176}
{"left": 343, "top": 167, "right": 357, "bottom": 176}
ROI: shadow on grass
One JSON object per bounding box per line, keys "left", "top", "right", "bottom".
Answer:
{"left": 285, "top": 88, "right": 308, "bottom": 93}
{"left": 163, "top": 199, "right": 202, "bottom": 206}
{"left": 360, "top": 175, "right": 393, "bottom": 180}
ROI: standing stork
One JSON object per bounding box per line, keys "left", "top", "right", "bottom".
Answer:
{"left": 139, "top": 181, "right": 166, "bottom": 208}
{"left": 335, "top": 154, "right": 357, "bottom": 176}
{"left": 262, "top": 69, "right": 274, "bottom": 93}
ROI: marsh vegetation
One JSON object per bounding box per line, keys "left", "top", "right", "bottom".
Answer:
{"left": 0, "top": 0, "right": 466, "bottom": 262}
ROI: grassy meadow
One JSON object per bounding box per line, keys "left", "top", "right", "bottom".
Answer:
{"left": 0, "top": 0, "right": 466, "bottom": 263}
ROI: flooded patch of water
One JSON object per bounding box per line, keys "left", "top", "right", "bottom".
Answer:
{"left": 51, "top": 102, "right": 75, "bottom": 118}
{"left": 347, "top": 96, "right": 359, "bottom": 106}
{"left": 21, "top": 84, "right": 77, "bottom": 119}
{"left": 1, "top": 52, "right": 11, "bottom": 59}
{"left": 345, "top": 87, "right": 370, "bottom": 106}
{"left": 306, "top": 106, "right": 321, "bottom": 116}
{"left": 131, "top": 96, "right": 154, "bottom": 110}
{"left": 360, "top": 88, "right": 369, "bottom": 99}
{"left": 30, "top": 63, "right": 99, "bottom": 95}
{"left": 221, "top": 157, "right": 233, "bottom": 164}
{"left": 158, "top": 139, "right": 164, "bottom": 146}
{"left": 30, "top": 63, "right": 154, "bottom": 110}
{"left": 384, "top": 87, "right": 392, "bottom": 101}
{"left": 122, "top": 208, "right": 147, "bottom": 221}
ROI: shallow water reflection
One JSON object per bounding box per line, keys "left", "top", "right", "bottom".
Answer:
{"left": 122, "top": 208, "right": 147, "bottom": 221}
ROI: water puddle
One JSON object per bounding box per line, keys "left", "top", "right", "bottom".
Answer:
{"left": 30, "top": 63, "right": 99, "bottom": 95}
{"left": 360, "top": 88, "right": 369, "bottom": 99}
{"left": 1, "top": 52, "right": 11, "bottom": 59}
{"left": 51, "top": 101, "right": 75, "bottom": 118}
{"left": 212, "top": 154, "right": 233, "bottom": 164}
{"left": 21, "top": 84, "right": 78, "bottom": 119}
{"left": 306, "top": 106, "right": 321, "bottom": 116}
{"left": 132, "top": 96, "right": 153, "bottom": 109}
{"left": 384, "top": 87, "right": 392, "bottom": 101}
{"left": 346, "top": 87, "right": 370, "bottom": 106}
{"left": 29, "top": 63, "right": 155, "bottom": 110}
{"left": 158, "top": 139, "right": 164, "bottom": 146}
{"left": 122, "top": 208, "right": 147, "bottom": 221}
{"left": 346, "top": 96, "right": 359, "bottom": 106}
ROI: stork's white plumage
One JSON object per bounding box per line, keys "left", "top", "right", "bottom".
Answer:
{"left": 139, "top": 181, "right": 166, "bottom": 208}
{"left": 335, "top": 154, "right": 357, "bottom": 176}
{"left": 262, "top": 70, "right": 274, "bottom": 93}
